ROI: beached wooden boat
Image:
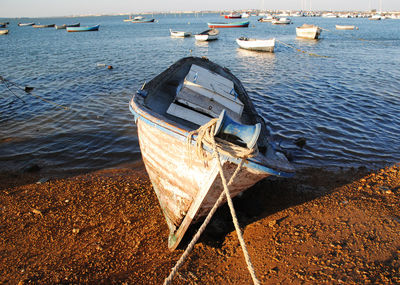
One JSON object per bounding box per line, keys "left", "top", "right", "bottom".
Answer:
{"left": 55, "top": 23, "right": 80, "bottom": 29}
{"left": 271, "top": 17, "right": 291, "bottom": 25}
{"left": 129, "top": 57, "right": 295, "bottom": 249}
{"left": 33, "top": 24, "right": 55, "bottom": 28}
{"left": 0, "top": 29, "right": 9, "bottom": 35}
{"left": 194, "top": 29, "right": 219, "bottom": 41}
{"left": 296, "top": 24, "right": 322, "bottom": 39}
{"left": 18, "top": 22, "right": 35, "bottom": 26}
{"left": 335, "top": 25, "right": 357, "bottom": 30}
{"left": 170, "top": 29, "right": 191, "bottom": 38}
{"left": 207, "top": 21, "right": 249, "bottom": 28}
{"left": 66, "top": 25, "right": 100, "bottom": 32}
{"left": 236, "top": 37, "right": 275, "bottom": 52}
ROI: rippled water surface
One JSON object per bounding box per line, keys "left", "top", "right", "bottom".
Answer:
{"left": 1, "top": 14, "right": 399, "bottom": 174}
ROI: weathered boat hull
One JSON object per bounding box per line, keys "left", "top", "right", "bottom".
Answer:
{"left": 129, "top": 57, "right": 294, "bottom": 250}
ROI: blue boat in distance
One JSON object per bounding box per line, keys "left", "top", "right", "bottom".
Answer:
{"left": 66, "top": 24, "right": 99, "bottom": 32}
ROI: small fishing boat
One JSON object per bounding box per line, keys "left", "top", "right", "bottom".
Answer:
{"left": 236, "top": 37, "right": 275, "bottom": 52}
{"left": 224, "top": 13, "right": 242, "bottom": 19}
{"left": 55, "top": 23, "right": 80, "bottom": 29}
{"left": 129, "top": 57, "right": 294, "bottom": 249}
{"left": 123, "top": 15, "right": 134, "bottom": 22}
{"left": 296, "top": 24, "right": 322, "bottom": 39}
{"left": 131, "top": 18, "right": 155, "bottom": 23}
{"left": 207, "top": 21, "right": 249, "bottom": 28}
{"left": 33, "top": 24, "right": 55, "bottom": 28}
{"left": 258, "top": 16, "right": 275, "bottom": 22}
{"left": 271, "top": 17, "right": 291, "bottom": 25}
{"left": 369, "top": 14, "right": 381, "bottom": 20}
{"left": 335, "top": 25, "right": 357, "bottom": 30}
{"left": 0, "top": 24, "right": 6, "bottom": 28}
{"left": 0, "top": 29, "right": 9, "bottom": 35}
{"left": 66, "top": 25, "right": 100, "bottom": 32}
{"left": 195, "top": 29, "right": 219, "bottom": 41}
{"left": 170, "top": 29, "right": 191, "bottom": 38}
{"left": 18, "top": 22, "right": 35, "bottom": 26}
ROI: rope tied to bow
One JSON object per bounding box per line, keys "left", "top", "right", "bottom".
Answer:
{"left": 164, "top": 118, "right": 260, "bottom": 285}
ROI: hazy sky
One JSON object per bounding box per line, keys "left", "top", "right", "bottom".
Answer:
{"left": 1, "top": 0, "right": 398, "bottom": 18}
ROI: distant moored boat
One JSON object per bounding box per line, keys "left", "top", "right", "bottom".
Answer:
{"left": 66, "top": 25, "right": 100, "bottom": 32}
{"left": 55, "top": 23, "right": 80, "bottom": 29}
{"left": 33, "top": 24, "right": 55, "bottom": 28}
{"left": 131, "top": 17, "right": 155, "bottom": 23}
{"left": 271, "top": 17, "right": 291, "bottom": 25}
{"left": 0, "top": 29, "right": 9, "bottom": 35}
{"left": 224, "top": 13, "right": 242, "bottom": 19}
{"left": 296, "top": 24, "right": 322, "bottom": 39}
{"left": 195, "top": 29, "right": 219, "bottom": 41}
{"left": 170, "top": 29, "right": 191, "bottom": 38}
{"left": 207, "top": 21, "right": 249, "bottom": 28}
{"left": 335, "top": 25, "right": 357, "bottom": 30}
{"left": 18, "top": 22, "right": 35, "bottom": 26}
{"left": 236, "top": 37, "right": 275, "bottom": 52}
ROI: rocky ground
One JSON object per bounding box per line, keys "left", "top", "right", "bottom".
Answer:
{"left": 0, "top": 162, "right": 399, "bottom": 284}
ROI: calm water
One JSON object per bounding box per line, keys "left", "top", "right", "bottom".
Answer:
{"left": 1, "top": 14, "right": 399, "bottom": 174}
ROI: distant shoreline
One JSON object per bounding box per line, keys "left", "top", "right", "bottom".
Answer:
{"left": 2, "top": 9, "right": 400, "bottom": 20}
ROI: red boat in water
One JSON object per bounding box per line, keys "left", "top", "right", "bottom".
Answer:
{"left": 224, "top": 13, "right": 242, "bottom": 19}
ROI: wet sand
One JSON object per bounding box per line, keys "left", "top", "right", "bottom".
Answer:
{"left": 0, "top": 162, "right": 399, "bottom": 284}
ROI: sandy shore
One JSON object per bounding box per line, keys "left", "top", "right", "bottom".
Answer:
{"left": 0, "top": 162, "right": 399, "bottom": 284}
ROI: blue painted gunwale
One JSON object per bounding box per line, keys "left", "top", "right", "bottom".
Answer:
{"left": 129, "top": 96, "right": 295, "bottom": 178}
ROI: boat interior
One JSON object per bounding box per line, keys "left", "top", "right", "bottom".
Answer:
{"left": 142, "top": 58, "right": 258, "bottom": 130}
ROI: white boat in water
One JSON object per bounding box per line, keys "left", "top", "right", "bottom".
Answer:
{"left": 369, "top": 14, "right": 382, "bottom": 20}
{"left": 271, "top": 17, "right": 291, "bottom": 25}
{"left": 170, "top": 29, "right": 191, "bottom": 37}
{"left": 336, "top": 25, "right": 357, "bottom": 30}
{"left": 236, "top": 37, "right": 275, "bottom": 52}
{"left": 129, "top": 57, "right": 294, "bottom": 249}
{"left": 296, "top": 24, "right": 322, "bottom": 39}
{"left": 18, "top": 22, "right": 35, "bottom": 26}
{"left": 0, "top": 29, "right": 9, "bottom": 35}
{"left": 258, "top": 15, "right": 275, "bottom": 22}
{"left": 195, "top": 29, "right": 219, "bottom": 41}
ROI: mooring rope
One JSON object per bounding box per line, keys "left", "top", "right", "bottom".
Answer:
{"left": 276, "top": 39, "right": 330, "bottom": 58}
{"left": 0, "top": 76, "right": 26, "bottom": 103}
{"left": 0, "top": 76, "right": 70, "bottom": 110}
{"left": 164, "top": 119, "right": 260, "bottom": 285}
{"left": 320, "top": 27, "right": 369, "bottom": 42}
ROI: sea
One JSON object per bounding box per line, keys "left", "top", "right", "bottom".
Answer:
{"left": 1, "top": 13, "right": 399, "bottom": 175}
